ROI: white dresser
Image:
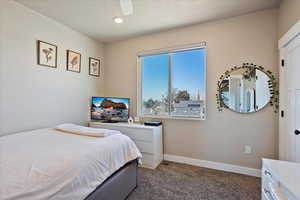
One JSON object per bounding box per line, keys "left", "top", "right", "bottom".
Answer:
{"left": 262, "top": 159, "right": 300, "bottom": 200}
{"left": 89, "top": 122, "right": 163, "bottom": 169}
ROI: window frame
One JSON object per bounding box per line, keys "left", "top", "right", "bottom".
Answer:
{"left": 137, "top": 43, "right": 207, "bottom": 120}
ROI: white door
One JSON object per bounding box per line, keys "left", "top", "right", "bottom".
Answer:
{"left": 229, "top": 77, "right": 241, "bottom": 112}
{"left": 285, "top": 34, "right": 300, "bottom": 162}
{"left": 256, "top": 70, "right": 271, "bottom": 110}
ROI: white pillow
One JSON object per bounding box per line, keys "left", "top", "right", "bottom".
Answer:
{"left": 55, "top": 123, "right": 121, "bottom": 137}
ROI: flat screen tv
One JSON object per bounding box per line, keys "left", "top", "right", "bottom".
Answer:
{"left": 91, "top": 97, "right": 129, "bottom": 122}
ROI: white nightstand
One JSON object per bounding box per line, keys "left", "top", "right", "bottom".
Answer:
{"left": 89, "top": 122, "right": 163, "bottom": 169}
{"left": 262, "top": 159, "right": 300, "bottom": 200}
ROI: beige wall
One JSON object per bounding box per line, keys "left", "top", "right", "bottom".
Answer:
{"left": 278, "top": 0, "right": 300, "bottom": 38}
{"left": 104, "top": 9, "right": 278, "bottom": 169}
{"left": 0, "top": 1, "right": 104, "bottom": 135}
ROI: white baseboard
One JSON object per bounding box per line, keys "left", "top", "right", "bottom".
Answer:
{"left": 163, "top": 154, "right": 261, "bottom": 177}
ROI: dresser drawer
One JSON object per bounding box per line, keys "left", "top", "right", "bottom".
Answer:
{"left": 140, "top": 153, "right": 155, "bottom": 168}
{"left": 123, "top": 128, "right": 153, "bottom": 142}
{"left": 134, "top": 140, "right": 154, "bottom": 154}
{"left": 90, "top": 124, "right": 153, "bottom": 142}
{"left": 89, "top": 122, "right": 163, "bottom": 169}
{"left": 262, "top": 167, "right": 279, "bottom": 187}
{"left": 262, "top": 188, "right": 274, "bottom": 200}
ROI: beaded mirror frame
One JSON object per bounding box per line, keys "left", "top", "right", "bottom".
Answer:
{"left": 216, "top": 63, "right": 279, "bottom": 113}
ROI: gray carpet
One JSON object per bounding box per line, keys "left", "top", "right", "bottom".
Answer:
{"left": 128, "top": 161, "right": 261, "bottom": 200}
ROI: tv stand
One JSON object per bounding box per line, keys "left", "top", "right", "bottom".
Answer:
{"left": 89, "top": 121, "right": 163, "bottom": 169}
{"left": 101, "top": 120, "right": 119, "bottom": 123}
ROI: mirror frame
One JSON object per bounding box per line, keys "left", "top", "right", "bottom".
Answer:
{"left": 216, "top": 63, "right": 279, "bottom": 113}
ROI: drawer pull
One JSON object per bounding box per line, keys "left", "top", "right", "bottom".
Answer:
{"left": 264, "top": 188, "right": 271, "bottom": 194}
{"left": 264, "top": 170, "right": 272, "bottom": 177}
{"left": 264, "top": 188, "right": 274, "bottom": 200}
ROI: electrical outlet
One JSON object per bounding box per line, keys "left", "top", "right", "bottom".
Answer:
{"left": 134, "top": 117, "right": 140, "bottom": 122}
{"left": 244, "top": 145, "right": 252, "bottom": 154}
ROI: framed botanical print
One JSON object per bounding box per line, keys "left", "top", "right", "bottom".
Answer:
{"left": 37, "top": 40, "right": 57, "bottom": 68}
{"left": 66, "top": 50, "right": 81, "bottom": 73}
{"left": 89, "top": 57, "right": 100, "bottom": 77}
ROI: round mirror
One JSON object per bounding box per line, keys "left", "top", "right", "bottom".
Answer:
{"left": 217, "top": 63, "right": 278, "bottom": 113}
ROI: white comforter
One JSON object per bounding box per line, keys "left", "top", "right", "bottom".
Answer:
{"left": 0, "top": 128, "right": 142, "bottom": 200}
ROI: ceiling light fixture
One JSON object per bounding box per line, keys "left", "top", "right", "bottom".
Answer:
{"left": 114, "top": 17, "right": 124, "bottom": 24}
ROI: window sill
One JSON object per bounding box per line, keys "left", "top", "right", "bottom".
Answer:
{"left": 139, "top": 115, "right": 206, "bottom": 121}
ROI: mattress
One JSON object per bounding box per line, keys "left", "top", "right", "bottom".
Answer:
{"left": 0, "top": 128, "right": 142, "bottom": 200}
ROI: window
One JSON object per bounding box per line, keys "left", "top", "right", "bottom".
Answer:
{"left": 138, "top": 46, "right": 206, "bottom": 120}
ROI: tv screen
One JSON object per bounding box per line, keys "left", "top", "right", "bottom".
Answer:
{"left": 91, "top": 97, "right": 129, "bottom": 122}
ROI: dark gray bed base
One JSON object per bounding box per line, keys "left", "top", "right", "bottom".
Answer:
{"left": 85, "top": 159, "right": 138, "bottom": 200}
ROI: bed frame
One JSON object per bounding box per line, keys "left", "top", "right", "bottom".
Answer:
{"left": 85, "top": 159, "right": 138, "bottom": 200}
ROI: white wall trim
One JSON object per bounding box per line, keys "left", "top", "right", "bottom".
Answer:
{"left": 279, "top": 20, "right": 300, "bottom": 49}
{"left": 136, "top": 42, "right": 207, "bottom": 56}
{"left": 164, "top": 154, "right": 261, "bottom": 177}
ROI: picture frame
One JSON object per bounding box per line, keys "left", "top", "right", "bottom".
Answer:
{"left": 89, "top": 57, "right": 100, "bottom": 77}
{"left": 37, "top": 40, "right": 57, "bottom": 68}
{"left": 66, "top": 50, "right": 81, "bottom": 73}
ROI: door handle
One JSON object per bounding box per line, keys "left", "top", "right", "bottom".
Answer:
{"left": 295, "top": 130, "right": 300, "bottom": 135}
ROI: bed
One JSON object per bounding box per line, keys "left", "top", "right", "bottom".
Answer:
{"left": 0, "top": 127, "right": 142, "bottom": 200}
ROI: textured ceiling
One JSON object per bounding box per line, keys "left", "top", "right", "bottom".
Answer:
{"left": 15, "top": 0, "right": 280, "bottom": 43}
